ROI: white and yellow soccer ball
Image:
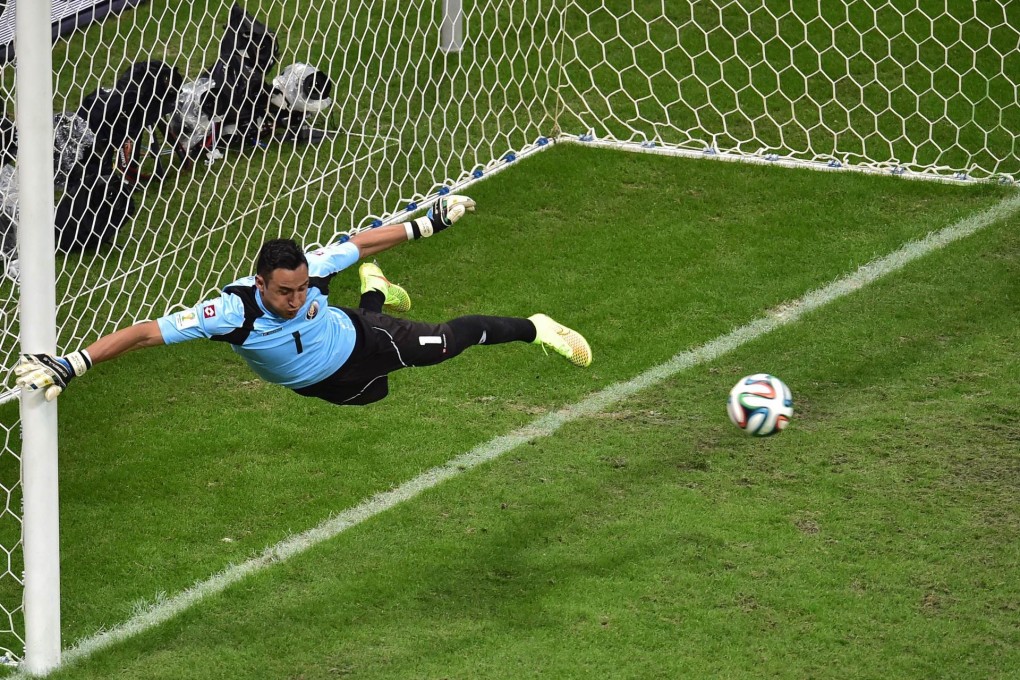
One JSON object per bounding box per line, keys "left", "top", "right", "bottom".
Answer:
{"left": 727, "top": 374, "right": 793, "bottom": 436}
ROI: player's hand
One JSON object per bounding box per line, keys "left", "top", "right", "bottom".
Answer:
{"left": 14, "top": 351, "right": 92, "bottom": 401}
{"left": 410, "top": 195, "right": 476, "bottom": 238}
{"left": 428, "top": 195, "right": 475, "bottom": 233}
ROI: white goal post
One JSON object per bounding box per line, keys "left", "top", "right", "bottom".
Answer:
{"left": 14, "top": 1, "right": 61, "bottom": 675}
{"left": 0, "top": 0, "right": 1016, "bottom": 670}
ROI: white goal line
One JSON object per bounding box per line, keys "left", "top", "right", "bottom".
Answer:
{"left": 14, "top": 190, "right": 1020, "bottom": 678}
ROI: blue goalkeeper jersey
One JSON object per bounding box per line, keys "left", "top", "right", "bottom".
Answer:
{"left": 155, "top": 241, "right": 361, "bottom": 388}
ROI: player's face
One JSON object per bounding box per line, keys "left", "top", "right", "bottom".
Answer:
{"left": 256, "top": 265, "right": 309, "bottom": 319}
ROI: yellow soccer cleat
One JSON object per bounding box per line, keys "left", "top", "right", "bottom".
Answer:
{"left": 528, "top": 313, "right": 592, "bottom": 368}
{"left": 359, "top": 262, "right": 411, "bottom": 313}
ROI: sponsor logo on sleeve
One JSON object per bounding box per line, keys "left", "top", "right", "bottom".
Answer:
{"left": 203, "top": 304, "right": 217, "bottom": 319}
{"left": 306, "top": 300, "right": 320, "bottom": 320}
{"left": 174, "top": 310, "right": 199, "bottom": 330}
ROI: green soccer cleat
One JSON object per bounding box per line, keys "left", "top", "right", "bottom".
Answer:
{"left": 359, "top": 262, "right": 411, "bottom": 313}
{"left": 528, "top": 313, "right": 592, "bottom": 368}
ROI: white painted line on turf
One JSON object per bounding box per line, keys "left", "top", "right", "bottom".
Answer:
{"left": 23, "top": 191, "right": 1020, "bottom": 677}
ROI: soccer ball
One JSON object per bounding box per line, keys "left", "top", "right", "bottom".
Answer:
{"left": 727, "top": 374, "right": 793, "bottom": 436}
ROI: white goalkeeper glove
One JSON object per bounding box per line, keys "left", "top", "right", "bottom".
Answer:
{"left": 406, "top": 195, "right": 476, "bottom": 240}
{"left": 14, "top": 351, "right": 92, "bottom": 401}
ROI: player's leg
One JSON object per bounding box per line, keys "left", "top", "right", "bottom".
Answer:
{"left": 340, "top": 308, "right": 592, "bottom": 381}
{"left": 357, "top": 264, "right": 589, "bottom": 366}
{"left": 445, "top": 315, "right": 535, "bottom": 354}
{"left": 340, "top": 377, "right": 389, "bottom": 405}
{"left": 391, "top": 313, "right": 591, "bottom": 368}
{"left": 297, "top": 307, "right": 592, "bottom": 407}
{"left": 293, "top": 372, "right": 389, "bottom": 405}
{"left": 359, "top": 290, "right": 385, "bottom": 313}
{"left": 359, "top": 262, "right": 410, "bottom": 312}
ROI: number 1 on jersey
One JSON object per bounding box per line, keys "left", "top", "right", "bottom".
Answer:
{"left": 292, "top": 331, "right": 303, "bottom": 354}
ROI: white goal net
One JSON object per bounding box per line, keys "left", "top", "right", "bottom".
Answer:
{"left": 0, "top": 0, "right": 1016, "bottom": 664}
{"left": 554, "top": 0, "right": 1018, "bottom": 180}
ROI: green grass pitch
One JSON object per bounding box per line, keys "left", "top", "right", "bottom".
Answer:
{"left": 0, "top": 0, "right": 1018, "bottom": 675}
{"left": 2, "top": 144, "right": 1018, "bottom": 678}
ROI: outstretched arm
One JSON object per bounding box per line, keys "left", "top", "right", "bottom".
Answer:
{"left": 349, "top": 195, "right": 475, "bottom": 259}
{"left": 348, "top": 223, "right": 412, "bottom": 259}
{"left": 84, "top": 320, "right": 165, "bottom": 364}
{"left": 15, "top": 320, "right": 166, "bottom": 400}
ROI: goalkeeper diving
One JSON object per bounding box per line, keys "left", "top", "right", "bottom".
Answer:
{"left": 15, "top": 196, "right": 592, "bottom": 406}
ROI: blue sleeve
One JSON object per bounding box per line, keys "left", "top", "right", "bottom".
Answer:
{"left": 306, "top": 241, "right": 360, "bottom": 278}
{"left": 155, "top": 295, "right": 247, "bottom": 345}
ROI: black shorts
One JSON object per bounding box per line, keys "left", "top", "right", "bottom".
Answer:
{"left": 293, "top": 308, "right": 457, "bottom": 405}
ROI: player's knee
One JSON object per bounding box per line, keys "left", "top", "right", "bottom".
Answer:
{"left": 446, "top": 316, "right": 484, "bottom": 357}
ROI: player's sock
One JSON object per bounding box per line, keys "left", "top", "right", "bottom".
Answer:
{"left": 359, "top": 290, "right": 385, "bottom": 313}
{"left": 448, "top": 315, "right": 536, "bottom": 352}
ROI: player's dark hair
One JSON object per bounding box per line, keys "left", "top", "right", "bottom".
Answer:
{"left": 256, "top": 238, "right": 308, "bottom": 281}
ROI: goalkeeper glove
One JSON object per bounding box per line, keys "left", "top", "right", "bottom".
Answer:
{"left": 406, "top": 195, "right": 476, "bottom": 240}
{"left": 14, "top": 351, "right": 92, "bottom": 401}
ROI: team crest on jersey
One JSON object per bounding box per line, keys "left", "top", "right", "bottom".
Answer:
{"left": 202, "top": 304, "right": 217, "bottom": 319}
{"left": 306, "top": 301, "right": 320, "bottom": 320}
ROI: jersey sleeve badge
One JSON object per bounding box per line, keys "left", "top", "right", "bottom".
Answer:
{"left": 173, "top": 309, "right": 200, "bottom": 330}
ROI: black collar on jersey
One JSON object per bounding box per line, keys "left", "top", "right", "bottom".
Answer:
{"left": 210, "top": 275, "right": 332, "bottom": 346}
{"left": 210, "top": 284, "right": 264, "bottom": 345}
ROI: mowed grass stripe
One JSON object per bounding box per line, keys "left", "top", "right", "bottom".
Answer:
{"left": 22, "top": 189, "right": 1018, "bottom": 678}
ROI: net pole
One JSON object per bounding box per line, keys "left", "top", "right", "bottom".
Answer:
{"left": 15, "top": 0, "right": 62, "bottom": 673}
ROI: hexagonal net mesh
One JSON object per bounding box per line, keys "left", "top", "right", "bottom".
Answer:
{"left": 557, "top": 0, "right": 1019, "bottom": 181}
{"left": 0, "top": 0, "right": 561, "bottom": 662}
{"left": 0, "top": 0, "right": 1017, "bottom": 663}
